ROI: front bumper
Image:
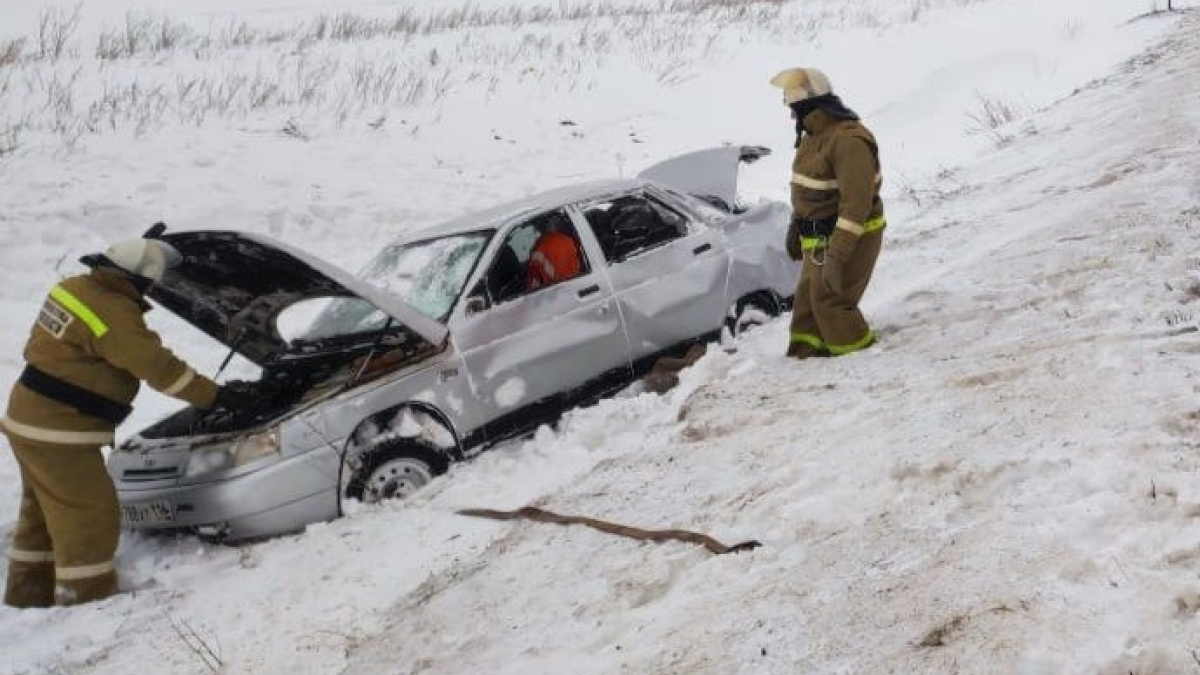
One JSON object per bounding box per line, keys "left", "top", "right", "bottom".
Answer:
{"left": 114, "top": 446, "right": 342, "bottom": 542}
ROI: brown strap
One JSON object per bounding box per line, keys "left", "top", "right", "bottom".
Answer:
{"left": 457, "top": 506, "right": 761, "bottom": 555}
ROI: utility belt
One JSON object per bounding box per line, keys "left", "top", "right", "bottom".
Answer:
{"left": 795, "top": 215, "right": 838, "bottom": 239}
{"left": 800, "top": 213, "right": 888, "bottom": 253}
{"left": 18, "top": 364, "right": 132, "bottom": 425}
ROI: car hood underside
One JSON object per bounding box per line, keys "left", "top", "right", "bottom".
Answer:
{"left": 147, "top": 230, "right": 447, "bottom": 365}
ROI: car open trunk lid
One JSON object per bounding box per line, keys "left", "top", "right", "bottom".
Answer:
{"left": 148, "top": 230, "right": 449, "bottom": 365}
{"left": 637, "top": 144, "right": 770, "bottom": 212}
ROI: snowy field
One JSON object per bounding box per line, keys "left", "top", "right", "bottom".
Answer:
{"left": 2, "top": 0, "right": 1200, "bottom": 673}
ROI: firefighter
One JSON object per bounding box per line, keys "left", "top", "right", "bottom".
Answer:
{"left": 2, "top": 237, "right": 253, "bottom": 607}
{"left": 527, "top": 214, "right": 583, "bottom": 289}
{"left": 770, "top": 67, "right": 886, "bottom": 359}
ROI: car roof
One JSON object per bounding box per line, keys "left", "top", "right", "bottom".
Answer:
{"left": 394, "top": 177, "right": 645, "bottom": 243}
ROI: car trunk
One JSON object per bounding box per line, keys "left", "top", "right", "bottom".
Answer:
{"left": 637, "top": 144, "right": 770, "bottom": 213}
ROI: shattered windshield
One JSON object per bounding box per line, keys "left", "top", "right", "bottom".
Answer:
{"left": 359, "top": 231, "right": 493, "bottom": 322}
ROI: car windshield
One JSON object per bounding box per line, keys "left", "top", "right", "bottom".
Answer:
{"left": 359, "top": 231, "right": 493, "bottom": 322}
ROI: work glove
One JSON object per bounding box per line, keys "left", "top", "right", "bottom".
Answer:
{"left": 214, "top": 380, "right": 258, "bottom": 411}
{"left": 821, "top": 228, "right": 859, "bottom": 296}
{"left": 785, "top": 215, "right": 803, "bottom": 261}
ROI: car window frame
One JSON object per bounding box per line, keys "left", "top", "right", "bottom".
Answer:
{"left": 463, "top": 208, "right": 594, "bottom": 313}
{"left": 574, "top": 189, "right": 693, "bottom": 265}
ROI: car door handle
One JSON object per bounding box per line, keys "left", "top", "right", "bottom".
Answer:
{"left": 692, "top": 243, "right": 712, "bottom": 255}
{"left": 577, "top": 284, "right": 601, "bottom": 298}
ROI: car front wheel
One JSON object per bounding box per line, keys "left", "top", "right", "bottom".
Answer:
{"left": 344, "top": 440, "right": 449, "bottom": 504}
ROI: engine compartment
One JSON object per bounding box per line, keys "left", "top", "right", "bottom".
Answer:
{"left": 134, "top": 328, "right": 438, "bottom": 440}
{"left": 136, "top": 363, "right": 326, "bottom": 439}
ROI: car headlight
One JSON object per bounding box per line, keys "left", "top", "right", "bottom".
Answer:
{"left": 184, "top": 429, "right": 281, "bottom": 478}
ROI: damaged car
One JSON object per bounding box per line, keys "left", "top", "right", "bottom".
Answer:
{"left": 107, "top": 145, "right": 799, "bottom": 541}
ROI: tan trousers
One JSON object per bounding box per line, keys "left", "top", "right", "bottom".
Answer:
{"left": 4, "top": 435, "right": 120, "bottom": 608}
{"left": 788, "top": 230, "right": 883, "bottom": 356}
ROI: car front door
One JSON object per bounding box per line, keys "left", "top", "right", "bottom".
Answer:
{"left": 575, "top": 189, "right": 730, "bottom": 363}
{"left": 451, "top": 209, "right": 631, "bottom": 443}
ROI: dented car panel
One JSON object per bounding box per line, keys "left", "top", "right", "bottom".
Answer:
{"left": 453, "top": 268, "right": 629, "bottom": 428}
{"left": 585, "top": 188, "right": 730, "bottom": 356}
{"left": 107, "top": 145, "right": 799, "bottom": 541}
{"left": 720, "top": 200, "right": 797, "bottom": 308}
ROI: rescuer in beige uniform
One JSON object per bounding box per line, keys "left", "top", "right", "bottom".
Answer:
{"left": 770, "top": 67, "right": 886, "bottom": 359}
{"left": 2, "top": 238, "right": 249, "bottom": 607}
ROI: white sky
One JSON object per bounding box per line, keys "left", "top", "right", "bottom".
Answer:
{"left": 2, "top": 0, "right": 1200, "bottom": 673}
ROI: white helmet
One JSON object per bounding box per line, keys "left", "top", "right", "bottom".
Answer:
{"left": 769, "top": 67, "right": 834, "bottom": 105}
{"left": 101, "top": 238, "right": 182, "bottom": 282}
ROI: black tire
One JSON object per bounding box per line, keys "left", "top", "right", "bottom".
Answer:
{"left": 725, "top": 291, "right": 780, "bottom": 339}
{"left": 343, "top": 438, "right": 450, "bottom": 504}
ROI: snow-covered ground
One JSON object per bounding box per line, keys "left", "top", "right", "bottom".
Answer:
{"left": 2, "top": 0, "right": 1200, "bottom": 673}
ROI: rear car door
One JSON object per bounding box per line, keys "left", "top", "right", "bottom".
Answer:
{"left": 451, "top": 209, "right": 631, "bottom": 441}
{"left": 574, "top": 189, "right": 730, "bottom": 361}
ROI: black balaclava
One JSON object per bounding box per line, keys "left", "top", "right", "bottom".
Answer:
{"left": 789, "top": 93, "right": 860, "bottom": 143}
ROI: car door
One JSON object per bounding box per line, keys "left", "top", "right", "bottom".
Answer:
{"left": 574, "top": 188, "right": 730, "bottom": 362}
{"left": 451, "top": 209, "right": 631, "bottom": 441}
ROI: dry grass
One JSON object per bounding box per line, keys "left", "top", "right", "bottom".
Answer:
{"left": 0, "top": 0, "right": 1009, "bottom": 150}
{"left": 966, "top": 92, "right": 1022, "bottom": 132}
{"left": 965, "top": 91, "right": 1028, "bottom": 148}
{"left": 0, "top": 126, "right": 18, "bottom": 156}
{"left": 0, "top": 38, "right": 25, "bottom": 68}
{"left": 35, "top": 5, "right": 81, "bottom": 61}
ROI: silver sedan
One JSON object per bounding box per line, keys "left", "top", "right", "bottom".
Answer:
{"left": 107, "top": 145, "right": 798, "bottom": 541}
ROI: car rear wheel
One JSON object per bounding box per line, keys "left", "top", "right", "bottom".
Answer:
{"left": 344, "top": 440, "right": 449, "bottom": 504}
{"left": 726, "top": 291, "right": 780, "bottom": 339}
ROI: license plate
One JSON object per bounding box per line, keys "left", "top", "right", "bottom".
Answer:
{"left": 121, "top": 500, "right": 175, "bottom": 526}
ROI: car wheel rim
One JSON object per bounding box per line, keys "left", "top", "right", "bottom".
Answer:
{"left": 362, "top": 457, "right": 433, "bottom": 503}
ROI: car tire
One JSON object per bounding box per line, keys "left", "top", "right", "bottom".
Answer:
{"left": 344, "top": 439, "right": 450, "bottom": 504}
{"left": 726, "top": 292, "right": 779, "bottom": 339}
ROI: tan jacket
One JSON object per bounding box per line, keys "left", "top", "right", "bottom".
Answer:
{"left": 789, "top": 109, "right": 885, "bottom": 235}
{"left": 2, "top": 267, "right": 218, "bottom": 445}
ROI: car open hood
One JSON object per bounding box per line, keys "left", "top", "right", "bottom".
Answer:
{"left": 637, "top": 145, "right": 770, "bottom": 212}
{"left": 147, "top": 230, "right": 449, "bottom": 365}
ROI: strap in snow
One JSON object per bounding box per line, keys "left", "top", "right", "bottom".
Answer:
{"left": 458, "top": 505, "right": 761, "bottom": 555}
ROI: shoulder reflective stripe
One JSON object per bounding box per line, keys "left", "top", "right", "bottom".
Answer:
{"left": 1, "top": 417, "right": 114, "bottom": 445}
{"left": 9, "top": 549, "right": 55, "bottom": 563}
{"left": 800, "top": 237, "right": 826, "bottom": 251}
{"left": 791, "top": 173, "right": 839, "bottom": 190}
{"left": 827, "top": 329, "right": 876, "bottom": 355}
{"left": 49, "top": 286, "right": 109, "bottom": 338}
{"left": 835, "top": 217, "right": 864, "bottom": 235}
{"left": 55, "top": 559, "right": 115, "bottom": 580}
{"left": 162, "top": 367, "right": 196, "bottom": 396}
{"left": 789, "top": 332, "right": 826, "bottom": 349}
{"left": 864, "top": 215, "right": 887, "bottom": 232}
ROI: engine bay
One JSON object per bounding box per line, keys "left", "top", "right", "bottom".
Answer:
{"left": 134, "top": 328, "right": 438, "bottom": 440}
